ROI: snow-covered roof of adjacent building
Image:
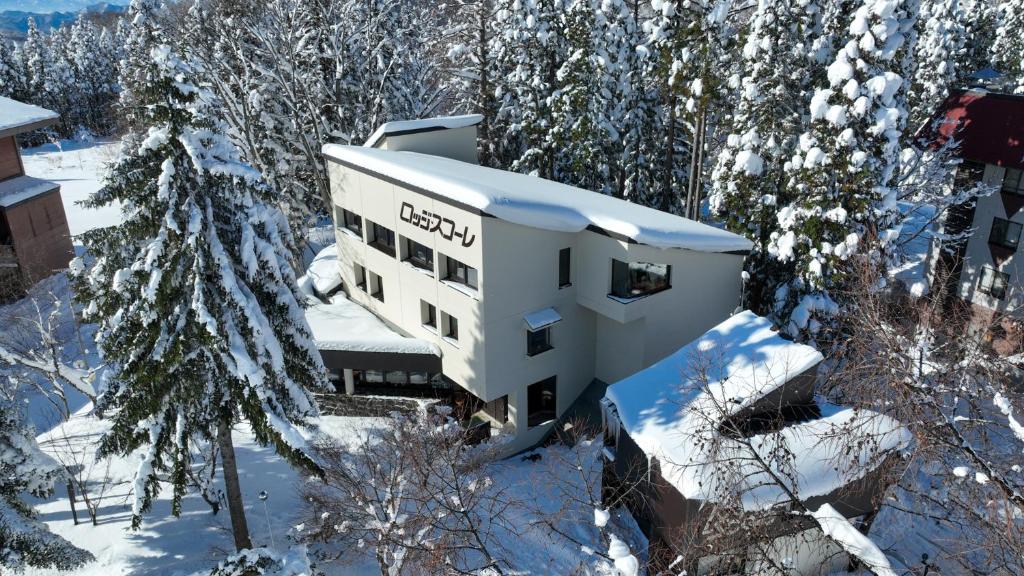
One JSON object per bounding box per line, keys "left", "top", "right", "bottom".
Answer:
{"left": 363, "top": 114, "right": 484, "bottom": 148}
{"left": 322, "top": 144, "right": 753, "bottom": 253}
{"left": 604, "top": 310, "right": 910, "bottom": 510}
{"left": 0, "top": 175, "right": 59, "bottom": 208}
{"left": 0, "top": 97, "right": 59, "bottom": 139}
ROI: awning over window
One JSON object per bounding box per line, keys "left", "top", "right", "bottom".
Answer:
{"left": 524, "top": 307, "right": 562, "bottom": 331}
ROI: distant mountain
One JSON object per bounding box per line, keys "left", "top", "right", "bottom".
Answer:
{"left": 0, "top": 3, "right": 125, "bottom": 40}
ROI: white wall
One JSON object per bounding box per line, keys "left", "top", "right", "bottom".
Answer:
{"left": 377, "top": 126, "right": 479, "bottom": 164}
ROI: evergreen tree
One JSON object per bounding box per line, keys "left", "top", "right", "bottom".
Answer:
{"left": 21, "top": 18, "right": 47, "bottom": 105}
{"left": 0, "top": 39, "right": 17, "bottom": 99}
{"left": 709, "top": 0, "right": 822, "bottom": 315}
{"left": 72, "top": 4, "right": 327, "bottom": 551}
{"left": 991, "top": 0, "right": 1024, "bottom": 93}
{"left": 0, "top": 398, "right": 93, "bottom": 570}
{"left": 771, "top": 0, "right": 918, "bottom": 337}
{"left": 909, "top": 0, "right": 967, "bottom": 128}
{"left": 446, "top": 0, "right": 502, "bottom": 167}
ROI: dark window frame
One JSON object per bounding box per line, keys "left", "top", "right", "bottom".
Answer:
{"left": 979, "top": 265, "right": 1010, "bottom": 300}
{"left": 558, "top": 247, "right": 571, "bottom": 288}
{"left": 422, "top": 300, "right": 437, "bottom": 328}
{"left": 355, "top": 264, "right": 367, "bottom": 292}
{"left": 443, "top": 255, "right": 479, "bottom": 290}
{"left": 527, "top": 376, "right": 557, "bottom": 428}
{"left": 444, "top": 312, "right": 459, "bottom": 341}
{"left": 526, "top": 327, "right": 553, "bottom": 357}
{"left": 339, "top": 207, "right": 363, "bottom": 237}
{"left": 610, "top": 259, "right": 672, "bottom": 299}
{"left": 403, "top": 237, "right": 434, "bottom": 271}
{"left": 370, "top": 272, "right": 384, "bottom": 302}
{"left": 989, "top": 217, "right": 1022, "bottom": 250}
{"left": 1002, "top": 167, "right": 1024, "bottom": 195}
{"left": 367, "top": 221, "right": 396, "bottom": 257}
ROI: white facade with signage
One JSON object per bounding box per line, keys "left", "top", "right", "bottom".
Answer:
{"left": 322, "top": 119, "right": 751, "bottom": 451}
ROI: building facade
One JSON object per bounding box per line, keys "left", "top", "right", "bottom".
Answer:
{"left": 0, "top": 97, "right": 74, "bottom": 300}
{"left": 322, "top": 118, "right": 751, "bottom": 450}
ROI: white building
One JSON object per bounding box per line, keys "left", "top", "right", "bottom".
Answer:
{"left": 321, "top": 116, "right": 752, "bottom": 451}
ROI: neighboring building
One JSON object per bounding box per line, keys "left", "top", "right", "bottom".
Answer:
{"left": 920, "top": 90, "right": 1024, "bottom": 341}
{"left": 320, "top": 116, "right": 752, "bottom": 451}
{"left": 601, "top": 311, "right": 911, "bottom": 574}
{"left": 0, "top": 97, "right": 74, "bottom": 300}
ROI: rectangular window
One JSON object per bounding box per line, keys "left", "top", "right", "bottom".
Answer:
{"left": 526, "top": 327, "right": 553, "bottom": 356}
{"left": 443, "top": 312, "right": 459, "bottom": 341}
{"left": 403, "top": 237, "right": 434, "bottom": 271}
{"left": 610, "top": 260, "right": 671, "bottom": 299}
{"left": 989, "top": 217, "right": 1022, "bottom": 250}
{"left": 421, "top": 300, "right": 437, "bottom": 328}
{"left": 1002, "top": 168, "right": 1024, "bottom": 195}
{"left": 370, "top": 272, "right": 384, "bottom": 302}
{"left": 367, "top": 221, "right": 396, "bottom": 256}
{"left": 527, "top": 376, "right": 557, "bottom": 428}
{"left": 443, "top": 255, "right": 479, "bottom": 289}
{"left": 339, "top": 207, "right": 363, "bottom": 237}
{"left": 354, "top": 264, "right": 367, "bottom": 292}
{"left": 979, "top": 266, "right": 1010, "bottom": 300}
{"left": 558, "top": 247, "right": 571, "bottom": 288}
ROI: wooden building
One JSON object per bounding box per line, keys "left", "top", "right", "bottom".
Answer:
{"left": 0, "top": 97, "right": 74, "bottom": 299}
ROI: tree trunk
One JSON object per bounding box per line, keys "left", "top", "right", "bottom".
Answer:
{"left": 660, "top": 89, "right": 676, "bottom": 213}
{"left": 218, "top": 419, "right": 253, "bottom": 551}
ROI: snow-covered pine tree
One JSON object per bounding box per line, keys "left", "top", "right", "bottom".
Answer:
{"left": 69, "top": 16, "right": 120, "bottom": 134}
{"left": 958, "top": 0, "right": 997, "bottom": 80}
{"left": 72, "top": 10, "right": 327, "bottom": 551}
{"left": 908, "top": 0, "right": 967, "bottom": 129}
{"left": 771, "top": 0, "right": 919, "bottom": 337}
{"left": 118, "top": 0, "right": 163, "bottom": 132}
{"left": 0, "top": 397, "right": 93, "bottom": 570}
{"left": 709, "top": 0, "right": 822, "bottom": 315}
{"left": 20, "top": 18, "right": 47, "bottom": 106}
{"left": 446, "top": 0, "right": 502, "bottom": 167}
{"left": 991, "top": 0, "right": 1024, "bottom": 93}
{"left": 0, "top": 39, "right": 18, "bottom": 99}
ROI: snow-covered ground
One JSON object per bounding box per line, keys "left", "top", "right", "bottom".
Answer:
{"left": 21, "top": 139, "right": 122, "bottom": 238}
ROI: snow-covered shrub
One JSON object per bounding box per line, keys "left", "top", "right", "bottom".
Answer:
{"left": 198, "top": 545, "right": 319, "bottom": 576}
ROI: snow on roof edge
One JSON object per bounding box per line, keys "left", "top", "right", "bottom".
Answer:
{"left": 322, "top": 144, "right": 753, "bottom": 253}
{"left": 363, "top": 114, "right": 484, "bottom": 148}
{"left": 0, "top": 96, "right": 59, "bottom": 134}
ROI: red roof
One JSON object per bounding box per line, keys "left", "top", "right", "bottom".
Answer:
{"left": 917, "top": 89, "right": 1024, "bottom": 170}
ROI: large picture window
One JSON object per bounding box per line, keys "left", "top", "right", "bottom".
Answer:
{"left": 443, "top": 255, "right": 479, "bottom": 289}
{"left": 1003, "top": 167, "right": 1024, "bottom": 195}
{"left": 367, "top": 221, "right": 396, "bottom": 256}
{"left": 610, "top": 259, "right": 671, "bottom": 299}
{"left": 403, "top": 237, "right": 434, "bottom": 271}
{"left": 527, "top": 376, "right": 557, "bottom": 428}
{"left": 979, "top": 266, "right": 1010, "bottom": 300}
{"left": 989, "top": 217, "right": 1022, "bottom": 250}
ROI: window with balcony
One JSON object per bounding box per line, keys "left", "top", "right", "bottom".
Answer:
{"left": 527, "top": 376, "right": 557, "bottom": 428}
{"left": 367, "top": 221, "right": 396, "bottom": 256}
{"left": 610, "top": 259, "right": 671, "bottom": 299}
{"left": 337, "top": 206, "right": 363, "bottom": 237}
{"left": 402, "top": 237, "right": 434, "bottom": 272}
{"left": 526, "top": 326, "right": 552, "bottom": 357}
{"left": 558, "top": 247, "right": 571, "bottom": 288}
{"left": 989, "top": 217, "right": 1022, "bottom": 250}
{"left": 979, "top": 266, "right": 1009, "bottom": 300}
{"left": 442, "top": 255, "right": 478, "bottom": 289}
{"left": 1003, "top": 168, "right": 1024, "bottom": 195}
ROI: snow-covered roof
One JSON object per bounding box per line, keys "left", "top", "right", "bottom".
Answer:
{"left": 363, "top": 114, "right": 484, "bottom": 148}
{"left": 604, "top": 311, "right": 911, "bottom": 509}
{"left": 305, "top": 293, "right": 440, "bottom": 356}
{"left": 322, "top": 145, "right": 753, "bottom": 253}
{"left": 524, "top": 307, "right": 561, "bottom": 331}
{"left": 0, "top": 97, "right": 59, "bottom": 138}
{"left": 0, "top": 175, "right": 59, "bottom": 208}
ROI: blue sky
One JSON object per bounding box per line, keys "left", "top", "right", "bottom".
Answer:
{"left": 0, "top": 1, "right": 126, "bottom": 13}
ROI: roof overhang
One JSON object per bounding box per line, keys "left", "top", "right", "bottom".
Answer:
{"left": 0, "top": 97, "right": 60, "bottom": 139}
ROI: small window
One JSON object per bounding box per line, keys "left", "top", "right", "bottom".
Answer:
{"left": 403, "top": 237, "right": 434, "bottom": 271}
{"left": 1002, "top": 168, "right": 1024, "bottom": 195}
{"left": 610, "top": 259, "right": 671, "bottom": 299}
{"left": 527, "top": 376, "right": 557, "bottom": 428}
{"left": 979, "top": 266, "right": 1010, "bottom": 300}
{"left": 421, "top": 300, "right": 437, "bottom": 328}
{"left": 370, "top": 272, "right": 384, "bottom": 302}
{"left": 527, "top": 327, "right": 552, "bottom": 356}
{"left": 354, "top": 264, "right": 367, "bottom": 292}
{"left": 443, "top": 254, "right": 479, "bottom": 289}
{"left": 367, "top": 221, "right": 396, "bottom": 256}
{"left": 989, "top": 217, "right": 1022, "bottom": 250}
{"left": 558, "top": 247, "right": 571, "bottom": 288}
{"left": 442, "top": 312, "right": 459, "bottom": 341}
{"left": 339, "top": 207, "right": 363, "bottom": 236}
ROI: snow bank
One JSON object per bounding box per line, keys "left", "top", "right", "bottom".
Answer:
{"left": 305, "top": 293, "right": 439, "bottom": 356}
{"left": 323, "top": 145, "right": 753, "bottom": 253}
{"left": 364, "top": 114, "right": 484, "bottom": 147}
{"left": 0, "top": 175, "right": 59, "bottom": 208}
{"left": 0, "top": 96, "right": 58, "bottom": 133}
{"left": 303, "top": 244, "right": 343, "bottom": 296}
{"left": 604, "top": 311, "right": 911, "bottom": 509}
